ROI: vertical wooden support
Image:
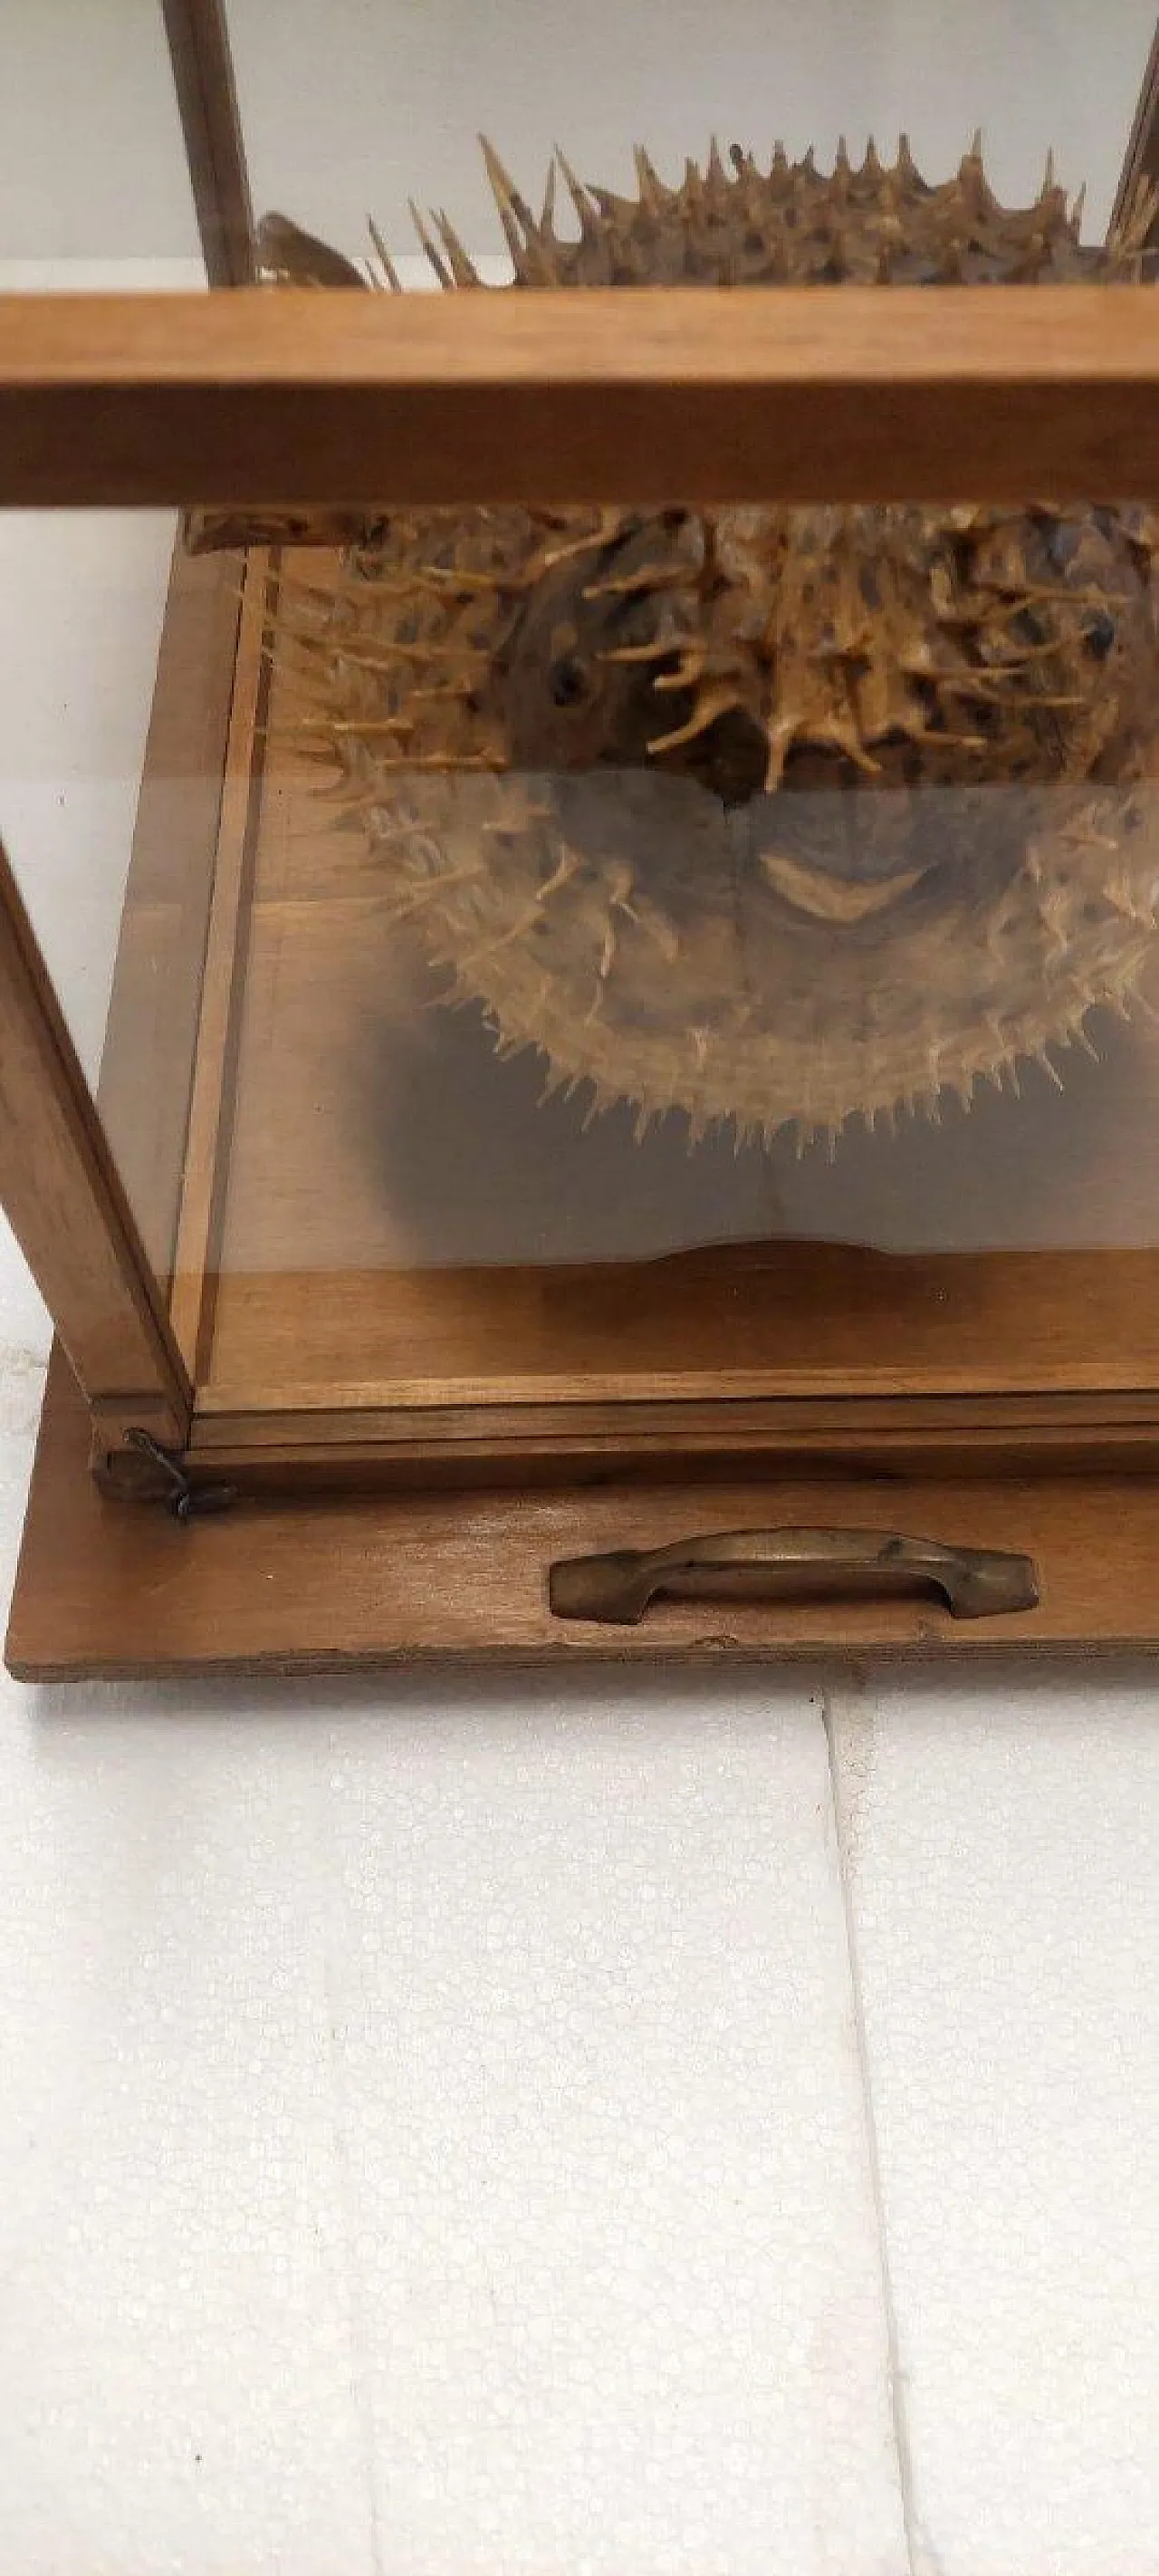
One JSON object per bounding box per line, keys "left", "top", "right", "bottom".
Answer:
{"left": 96, "top": 537, "right": 244, "bottom": 1299}
{"left": 1111, "top": 14, "right": 1159, "bottom": 243}
{"left": 0, "top": 840, "right": 192, "bottom": 1447}
{"left": 168, "top": 547, "right": 272, "bottom": 1379}
{"left": 159, "top": 0, "right": 255, "bottom": 286}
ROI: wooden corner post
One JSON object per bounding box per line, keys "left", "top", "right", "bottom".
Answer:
{"left": 159, "top": 0, "right": 255, "bottom": 287}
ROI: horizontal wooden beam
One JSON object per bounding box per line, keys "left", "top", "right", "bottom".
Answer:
{"left": 5, "top": 286, "right": 1159, "bottom": 504}
{"left": 12, "top": 1362, "right": 1159, "bottom": 1675}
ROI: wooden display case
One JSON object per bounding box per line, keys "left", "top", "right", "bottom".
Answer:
{"left": 5, "top": 2, "right": 1159, "bottom": 1673}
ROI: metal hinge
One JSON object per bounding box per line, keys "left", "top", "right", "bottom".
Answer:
{"left": 109, "top": 1428, "right": 237, "bottom": 1522}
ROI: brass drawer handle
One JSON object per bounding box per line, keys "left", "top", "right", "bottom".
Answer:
{"left": 549, "top": 1525, "right": 1039, "bottom": 1625}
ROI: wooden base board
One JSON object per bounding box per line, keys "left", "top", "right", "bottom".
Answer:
{"left": 10, "top": 1352, "right": 1159, "bottom": 1681}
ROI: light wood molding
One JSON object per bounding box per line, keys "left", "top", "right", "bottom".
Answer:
{"left": 12, "top": 1355, "right": 1159, "bottom": 1678}
{"left": 7, "top": 287, "right": 1159, "bottom": 505}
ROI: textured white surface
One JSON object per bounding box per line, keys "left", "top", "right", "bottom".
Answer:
{"left": 0, "top": 1502, "right": 375, "bottom": 2576}
{"left": 829, "top": 1673, "right": 1159, "bottom": 2576}
{"left": 3, "top": 1410, "right": 1159, "bottom": 2570}
{"left": 0, "top": 1531, "right": 909, "bottom": 2572}
{"left": 315, "top": 1688, "right": 906, "bottom": 2574}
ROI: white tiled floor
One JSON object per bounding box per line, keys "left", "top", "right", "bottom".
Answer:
{"left": 0, "top": 1492, "right": 909, "bottom": 2571}
{"left": 0, "top": 1267, "right": 910, "bottom": 2570}
{"left": 828, "top": 1672, "right": 1159, "bottom": 2576}
{"left": 5, "top": 1418, "right": 1159, "bottom": 2570}
{"left": 315, "top": 1691, "right": 905, "bottom": 2574}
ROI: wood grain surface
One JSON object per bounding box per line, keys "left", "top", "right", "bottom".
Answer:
{"left": 158, "top": 0, "right": 255, "bottom": 287}
{"left": 11, "top": 1352, "right": 1159, "bottom": 1679}
{"left": 168, "top": 550, "right": 271, "bottom": 1373}
{"left": 7, "top": 287, "right": 1159, "bottom": 505}
{"left": 97, "top": 538, "right": 243, "bottom": 1293}
{"left": 198, "top": 1248, "right": 1159, "bottom": 1412}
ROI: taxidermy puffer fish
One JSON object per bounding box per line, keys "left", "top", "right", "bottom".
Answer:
{"left": 216, "top": 137, "right": 1159, "bottom": 1148}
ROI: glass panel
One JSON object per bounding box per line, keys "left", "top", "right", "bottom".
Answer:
{"left": 184, "top": 467, "right": 1159, "bottom": 1405}
{"left": 8, "top": 2, "right": 1159, "bottom": 1429}
{"left": 0, "top": 1, "right": 204, "bottom": 289}
{"left": 225, "top": 0, "right": 1156, "bottom": 281}
{"left": 158, "top": 2, "right": 1159, "bottom": 1413}
{"left": 0, "top": 13, "right": 216, "bottom": 1331}
{"left": 22, "top": 455, "right": 1159, "bottom": 1416}
{"left": 0, "top": 501, "right": 237, "bottom": 1295}
{"left": 0, "top": 3, "right": 229, "bottom": 1323}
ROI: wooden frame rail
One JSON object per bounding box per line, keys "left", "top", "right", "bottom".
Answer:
{"left": 5, "top": 287, "right": 1159, "bottom": 505}
{"left": 14, "top": 1370, "right": 1159, "bottom": 1674}
{"left": 159, "top": 0, "right": 254, "bottom": 286}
